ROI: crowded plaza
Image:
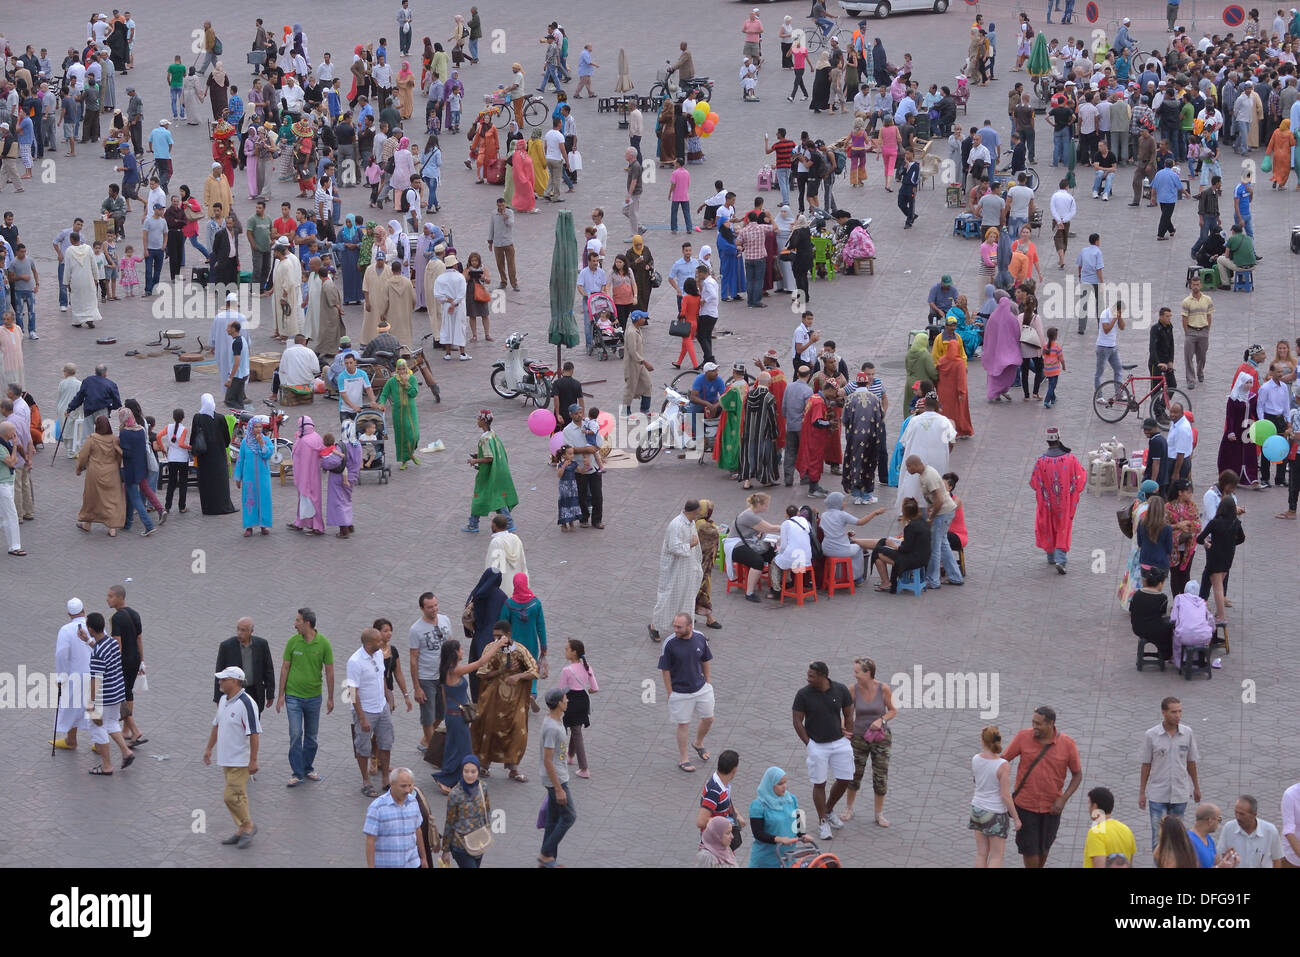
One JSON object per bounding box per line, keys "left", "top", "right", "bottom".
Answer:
{"left": 0, "top": 0, "right": 1297, "bottom": 884}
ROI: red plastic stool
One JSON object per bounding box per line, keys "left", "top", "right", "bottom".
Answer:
{"left": 779, "top": 566, "right": 818, "bottom": 606}
{"left": 823, "top": 556, "right": 856, "bottom": 597}
{"left": 726, "top": 561, "right": 770, "bottom": 595}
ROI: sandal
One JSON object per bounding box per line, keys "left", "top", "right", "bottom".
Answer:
{"left": 7, "top": 549, "right": 26, "bottom": 556}
{"left": 875, "top": 814, "right": 891, "bottom": 828}
{"left": 692, "top": 744, "right": 711, "bottom": 763}
{"left": 89, "top": 766, "right": 113, "bottom": 775}
{"left": 77, "top": 522, "right": 91, "bottom": 532}
{"left": 361, "top": 784, "right": 380, "bottom": 798}
{"left": 243, "top": 528, "right": 253, "bottom": 537}
{"left": 677, "top": 761, "right": 696, "bottom": 773}
{"left": 508, "top": 769, "right": 530, "bottom": 783}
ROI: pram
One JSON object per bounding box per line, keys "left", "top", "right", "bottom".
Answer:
{"left": 585, "top": 292, "right": 624, "bottom": 360}
{"left": 777, "top": 840, "right": 842, "bottom": 868}
{"left": 352, "top": 408, "right": 392, "bottom": 484}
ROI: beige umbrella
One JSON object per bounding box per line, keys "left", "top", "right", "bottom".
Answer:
{"left": 614, "top": 47, "right": 634, "bottom": 92}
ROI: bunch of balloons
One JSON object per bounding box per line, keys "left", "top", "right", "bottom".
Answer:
{"left": 693, "top": 101, "right": 720, "bottom": 138}
{"left": 531, "top": 407, "right": 616, "bottom": 456}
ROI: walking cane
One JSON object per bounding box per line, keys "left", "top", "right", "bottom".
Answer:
{"left": 50, "top": 411, "right": 72, "bottom": 465}
{"left": 52, "top": 681, "right": 61, "bottom": 756}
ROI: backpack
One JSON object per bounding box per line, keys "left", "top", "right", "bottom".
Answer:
{"left": 809, "top": 149, "right": 828, "bottom": 179}
{"left": 213, "top": 37, "right": 224, "bottom": 56}
{"left": 833, "top": 149, "right": 847, "bottom": 175}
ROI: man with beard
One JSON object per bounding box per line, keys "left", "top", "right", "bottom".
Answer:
{"left": 736, "top": 371, "right": 780, "bottom": 488}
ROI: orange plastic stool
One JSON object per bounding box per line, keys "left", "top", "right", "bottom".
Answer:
{"left": 823, "top": 556, "right": 856, "bottom": 597}
{"left": 726, "top": 561, "right": 770, "bottom": 595}
{"left": 779, "top": 566, "right": 818, "bottom": 606}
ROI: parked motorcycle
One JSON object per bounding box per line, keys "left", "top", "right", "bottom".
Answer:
{"left": 489, "top": 332, "right": 554, "bottom": 409}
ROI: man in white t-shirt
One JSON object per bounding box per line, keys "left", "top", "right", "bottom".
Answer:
{"left": 279, "top": 334, "right": 321, "bottom": 389}
{"left": 1094, "top": 301, "right": 1126, "bottom": 391}
{"left": 542, "top": 120, "right": 567, "bottom": 203}
{"left": 1165, "top": 403, "right": 1194, "bottom": 486}
{"left": 347, "top": 628, "right": 393, "bottom": 796}
{"left": 335, "top": 353, "right": 376, "bottom": 421}
{"left": 204, "top": 666, "right": 262, "bottom": 848}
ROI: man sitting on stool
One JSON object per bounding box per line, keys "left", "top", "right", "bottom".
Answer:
{"left": 1215, "top": 223, "right": 1256, "bottom": 289}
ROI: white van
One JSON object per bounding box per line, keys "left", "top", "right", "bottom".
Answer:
{"left": 838, "top": 0, "right": 951, "bottom": 19}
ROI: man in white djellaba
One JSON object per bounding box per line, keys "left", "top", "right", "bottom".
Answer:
{"left": 648, "top": 500, "right": 704, "bottom": 642}
{"left": 65, "top": 233, "right": 103, "bottom": 330}
{"left": 434, "top": 255, "right": 469, "bottom": 361}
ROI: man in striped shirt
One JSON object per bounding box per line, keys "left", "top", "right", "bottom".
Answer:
{"left": 764, "top": 128, "right": 795, "bottom": 206}
{"left": 83, "top": 612, "right": 134, "bottom": 775}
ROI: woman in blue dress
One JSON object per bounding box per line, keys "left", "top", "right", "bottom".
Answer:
{"left": 748, "top": 766, "right": 812, "bottom": 868}
{"left": 433, "top": 636, "right": 507, "bottom": 792}
{"left": 717, "top": 218, "right": 747, "bottom": 302}
{"left": 337, "top": 216, "right": 363, "bottom": 304}
{"left": 948, "top": 294, "right": 982, "bottom": 358}
{"left": 233, "top": 414, "right": 274, "bottom": 534}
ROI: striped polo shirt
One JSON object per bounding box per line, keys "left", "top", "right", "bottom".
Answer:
{"left": 89, "top": 632, "right": 127, "bottom": 708}
{"left": 770, "top": 138, "right": 795, "bottom": 169}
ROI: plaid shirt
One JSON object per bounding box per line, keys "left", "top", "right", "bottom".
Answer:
{"left": 227, "top": 95, "right": 244, "bottom": 124}
{"left": 736, "top": 222, "right": 772, "bottom": 260}
{"left": 362, "top": 791, "right": 423, "bottom": 868}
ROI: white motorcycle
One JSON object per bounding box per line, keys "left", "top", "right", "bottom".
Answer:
{"left": 489, "top": 332, "right": 554, "bottom": 409}
{"left": 634, "top": 383, "right": 717, "bottom": 463}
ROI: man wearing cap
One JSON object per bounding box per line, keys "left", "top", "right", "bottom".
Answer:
{"left": 147, "top": 118, "right": 174, "bottom": 190}
{"left": 52, "top": 598, "right": 92, "bottom": 751}
{"left": 1113, "top": 18, "right": 1136, "bottom": 57}
{"left": 205, "top": 665, "right": 262, "bottom": 848}
{"left": 1029, "top": 427, "right": 1087, "bottom": 573}
{"left": 927, "top": 276, "right": 958, "bottom": 323}
{"left": 623, "top": 310, "right": 655, "bottom": 417}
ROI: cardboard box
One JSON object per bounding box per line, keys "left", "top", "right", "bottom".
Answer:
{"left": 248, "top": 352, "right": 280, "bottom": 382}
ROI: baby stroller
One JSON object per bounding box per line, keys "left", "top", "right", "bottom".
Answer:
{"left": 353, "top": 408, "right": 392, "bottom": 484}
{"left": 778, "top": 840, "right": 842, "bottom": 868}
{"left": 586, "top": 293, "right": 624, "bottom": 360}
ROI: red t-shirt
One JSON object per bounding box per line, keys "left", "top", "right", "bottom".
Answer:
{"left": 272, "top": 216, "right": 297, "bottom": 241}
{"left": 1003, "top": 728, "right": 1081, "bottom": 814}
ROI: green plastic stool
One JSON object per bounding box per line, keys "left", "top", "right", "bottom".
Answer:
{"left": 1199, "top": 268, "right": 1218, "bottom": 289}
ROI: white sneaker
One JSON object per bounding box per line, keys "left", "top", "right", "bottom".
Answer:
{"left": 827, "top": 811, "right": 846, "bottom": 829}
{"left": 28, "top": 332, "right": 38, "bottom": 340}
{"left": 60, "top": 305, "right": 67, "bottom": 312}
{"left": 863, "top": 494, "right": 879, "bottom": 503}
{"left": 818, "top": 819, "right": 833, "bottom": 840}
{"left": 1102, "top": 195, "right": 1110, "bottom": 201}
{"left": 458, "top": 354, "right": 472, "bottom": 361}
{"left": 1091, "top": 190, "right": 1099, "bottom": 198}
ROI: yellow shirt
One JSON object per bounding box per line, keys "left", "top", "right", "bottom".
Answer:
{"left": 1083, "top": 816, "right": 1137, "bottom": 867}
{"left": 1181, "top": 292, "right": 1213, "bottom": 329}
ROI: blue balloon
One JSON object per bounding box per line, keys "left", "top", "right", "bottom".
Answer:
{"left": 1262, "top": 434, "right": 1290, "bottom": 463}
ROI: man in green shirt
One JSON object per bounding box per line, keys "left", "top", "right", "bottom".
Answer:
{"left": 167, "top": 56, "right": 186, "bottom": 120}
{"left": 244, "top": 200, "right": 273, "bottom": 291}
{"left": 1215, "top": 222, "right": 1257, "bottom": 288}
{"left": 276, "top": 608, "right": 334, "bottom": 787}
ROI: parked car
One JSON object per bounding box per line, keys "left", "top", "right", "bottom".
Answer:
{"left": 838, "top": 0, "right": 950, "bottom": 18}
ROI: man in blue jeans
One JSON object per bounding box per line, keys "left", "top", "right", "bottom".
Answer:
{"left": 276, "top": 608, "right": 335, "bottom": 788}
{"left": 908, "top": 456, "right": 964, "bottom": 589}
{"left": 539, "top": 688, "right": 576, "bottom": 866}
{"left": 51, "top": 217, "right": 84, "bottom": 311}
{"left": 1138, "top": 696, "right": 1201, "bottom": 851}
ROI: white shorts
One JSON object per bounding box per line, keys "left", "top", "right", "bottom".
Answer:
{"left": 668, "top": 683, "right": 715, "bottom": 725}
{"left": 89, "top": 713, "right": 123, "bottom": 745}
{"left": 805, "top": 737, "right": 854, "bottom": 785}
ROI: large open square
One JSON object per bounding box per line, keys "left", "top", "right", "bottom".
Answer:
{"left": 1, "top": 0, "right": 1296, "bottom": 877}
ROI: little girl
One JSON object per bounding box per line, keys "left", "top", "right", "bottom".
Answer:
{"left": 554, "top": 444, "right": 581, "bottom": 530}
{"left": 365, "top": 156, "right": 383, "bottom": 208}
{"left": 1041, "top": 326, "right": 1065, "bottom": 409}
{"left": 978, "top": 227, "right": 999, "bottom": 273}
{"left": 102, "top": 238, "right": 120, "bottom": 300}
{"left": 559, "top": 638, "right": 598, "bottom": 778}
{"left": 673, "top": 276, "right": 700, "bottom": 369}
{"left": 118, "top": 245, "right": 142, "bottom": 296}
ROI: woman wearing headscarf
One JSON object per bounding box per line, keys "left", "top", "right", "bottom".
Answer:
{"left": 748, "top": 766, "right": 810, "bottom": 868}
{"left": 510, "top": 139, "right": 536, "bottom": 212}
{"left": 502, "top": 572, "right": 547, "bottom": 709}
{"left": 810, "top": 48, "right": 833, "bottom": 113}
{"left": 189, "top": 394, "right": 236, "bottom": 516}
{"left": 431, "top": 43, "right": 451, "bottom": 90}
{"left": 75, "top": 416, "right": 125, "bottom": 535}
{"left": 107, "top": 17, "right": 130, "bottom": 73}
{"left": 473, "top": 627, "right": 539, "bottom": 783}
{"left": 694, "top": 816, "right": 738, "bottom": 868}
{"left": 441, "top": 755, "right": 492, "bottom": 867}
{"left": 624, "top": 236, "right": 655, "bottom": 312}
{"left": 183, "top": 67, "right": 206, "bottom": 125}
{"left": 321, "top": 421, "right": 361, "bottom": 537}
{"left": 114, "top": 410, "right": 157, "bottom": 536}
{"left": 981, "top": 290, "right": 1022, "bottom": 402}
{"left": 656, "top": 97, "right": 677, "bottom": 166}
{"left": 419, "top": 38, "right": 436, "bottom": 89}
{"left": 1268, "top": 118, "right": 1292, "bottom": 189}
{"left": 717, "top": 218, "right": 746, "bottom": 302}
{"left": 379, "top": 358, "right": 420, "bottom": 469}
{"left": 288, "top": 414, "right": 325, "bottom": 533}
{"left": 904, "top": 333, "right": 939, "bottom": 407}
{"left": 933, "top": 324, "right": 974, "bottom": 438}
{"left": 395, "top": 62, "right": 416, "bottom": 119}
{"left": 337, "top": 217, "right": 363, "bottom": 303}
{"left": 234, "top": 414, "right": 274, "bottom": 535}
{"left": 432, "top": 637, "right": 507, "bottom": 794}
{"left": 1217, "top": 350, "right": 1262, "bottom": 487}
{"left": 391, "top": 140, "right": 416, "bottom": 205}
{"left": 1118, "top": 479, "right": 1160, "bottom": 610}
{"left": 471, "top": 117, "right": 499, "bottom": 185}
{"left": 692, "top": 500, "right": 723, "bottom": 630}
{"left": 465, "top": 568, "right": 508, "bottom": 697}
{"left": 526, "top": 129, "right": 550, "bottom": 196}
{"left": 207, "top": 63, "right": 230, "bottom": 121}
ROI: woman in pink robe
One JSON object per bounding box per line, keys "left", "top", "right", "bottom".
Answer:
{"left": 982, "top": 291, "right": 1022, "bottom": 402}
{"left": 289, "top": 415, "right": 325, "bottom": 534}
{"left": 510, "top": 139, "right": 536, "bottom": 213}
{"left": 320, "top": 421, "right": 362, "bottom": 538}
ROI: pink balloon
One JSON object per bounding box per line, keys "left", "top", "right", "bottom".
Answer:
{"left": 701, "top": 120, "right": 716, "bottom": 134}
{"left": 597, "top": 411, "right": 615, "bottom": 436}
{"left": 528, "top": 408, "right": 555, "bottom": 437}
{"left": 548, "top": 432, "right": 567, "bottom": 455}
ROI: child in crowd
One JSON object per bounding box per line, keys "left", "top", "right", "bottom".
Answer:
{"left": 447, "top": 87, "right": 462, "bottom": 132}
{"left": 102, "top": 238, "right": 119, "bottom": 300}
{"left": 559, "top": 638, "right": 599, "bottom": 778}
{"left": 554, "top": 444, "right": 580, "bottom": 530}
{"left": 359, "top": 419, "right": 380, "bottom": 467}
{"left": 159, "top": 407, "right": 190, "bottom": 514}
{"left": 91, "top": 241, "right": 108, "bottom": 300}
{"left": 1041, "top": 326, "right": 1065, "bottom": 409}
{"left": 118, "top": 245, "right": 142, "bottom": 296}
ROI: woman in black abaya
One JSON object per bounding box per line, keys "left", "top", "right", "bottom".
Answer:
{"left": 190, "top": 393, "right": 236, "bottom": 515}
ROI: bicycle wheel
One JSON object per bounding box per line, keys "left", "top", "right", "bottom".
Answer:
{"left": 1023, "top": 167, "right": 1040, "bottom": 191}
{"left": 491, "top": 107, "right": 511, "bottom": 130}
{"left": 523, "top": 98, "right": 548, "bottom": 128}
{"left": 1150, "top": 388, "right": 1191, "bottom": 430}
{"left": 803, "top": 29, "right": 824, "bottom": 54}
{"left": 1092, "top": 380, "right": 1132, "bottom": 424}
{"left": 670, "top": 368, "right": 700, "bottom": 395}
{"left": 635, "top": 424, "right": 663, "bottom": 462}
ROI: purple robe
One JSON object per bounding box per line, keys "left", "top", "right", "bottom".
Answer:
{"left": 291, "top": 416, "right": 325, "bottom": 532}
{"left": 321, "top": 442, "right": 361, "bottom": 527}
{"left": 982, "top": 297, "right": 1022, "bottom": 400}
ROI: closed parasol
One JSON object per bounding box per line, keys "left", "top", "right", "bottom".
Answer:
{"left": 614, "top": 48, "right": 634, "bottom": 93}
{"left": 1027, "top": 33, "right": 1049, "bottom": 76}
{"left": 548, "top": 210, "right": 580, "bottom": 366}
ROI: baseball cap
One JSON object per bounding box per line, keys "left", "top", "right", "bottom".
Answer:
{"left": 159, "top": 118, "right": 170, "bottom": 125}
{"left": 941, "top": 274, "right": 953, "bottom": 285}
{"left": 226, "top": 292, "right": 240, "bottom": 303}
{"left": 214, "top": 666, "right": 246, "bottom": 681}
{"left": 629, "top": 309, "right": 649, "bottom": 322}
{"left": 67, "top": 598, "right": 84, "bottom": 615}
{"left": 701, "top": 361, "right": 719, "bottom": 372}
{"left": 152, "top": 202, "right": 164, "bottom": 210}
{"left": 568, "top": 402, "right": 582, "bottom": 414}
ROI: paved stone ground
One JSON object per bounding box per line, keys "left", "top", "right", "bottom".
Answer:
{"left": 2, "top": 1, "right": 1296, "bottom": 869}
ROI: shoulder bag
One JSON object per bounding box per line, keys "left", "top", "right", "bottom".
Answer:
{"left": 472, "top": 279, "right": 491, "bottom": 303}
{"left": 411, "top": 786, "right": 442, "bottom": 857}
{"left": 1010, "top": 740, "right": 1055, "bottom": 800}
{"left": 1117, "top": 504, "right": 1135, "bottom": 538}
{"left": 461, "top": 790, "right": 493, "bottom": 855}
{"left": 668, "top": 317, "right": 692, "bottom": 338}
{"left": 648, "top": 269, "right": 663, "bottom": 288}
{"left": 193, "top": 424, "right": 208, "bottom": 455}
{"left": 1019, "top": 322, "right": 1042, "bottom": 349}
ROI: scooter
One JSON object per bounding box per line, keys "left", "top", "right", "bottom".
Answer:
{"left": 489, "top": 332, "right": 554, "bottom": 409}
{"left": 634, "top": 383, "right": 718, "bottom": 463}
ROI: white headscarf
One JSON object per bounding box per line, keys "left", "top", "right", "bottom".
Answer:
{"left": 1228, "top": 371, "right": 1255, "bottom": 402}
{"left": 199, "top": 393, "right": 216, "bottom": 416}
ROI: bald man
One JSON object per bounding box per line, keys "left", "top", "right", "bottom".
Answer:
{"left": 213, "top": 619, "right": 277, "bottom": 712}
{"left": 347, "top": 627, "right": 393, "bottom": 796}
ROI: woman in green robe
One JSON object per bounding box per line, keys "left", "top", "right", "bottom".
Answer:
{"left": 713, "top": 377, "right": 745, "bottom": 473}
{"left": 378, "top": 358, "right": 420, "bottom": 468}
{"left": 357, "top": 221, "right": 376, "bottom": 271}
{"left": 464, "top": 410, "right": 519, "bottom": 532}
{"left": 903, "top": 332, "right": 938, "bottom": 409}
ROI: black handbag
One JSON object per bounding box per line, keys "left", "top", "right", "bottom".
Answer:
{"left": 729, "top": 819, "right": 744, "bottom": 852}
{"left": 668, "top": 319, "right": 692, "bottom": 338}
{"left": 648, "top": 270, "right": 663, "bottom": 288}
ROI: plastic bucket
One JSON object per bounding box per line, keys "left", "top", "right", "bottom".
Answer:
{"left": 174, "top": 363, "right": 191, "bottom": 383}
